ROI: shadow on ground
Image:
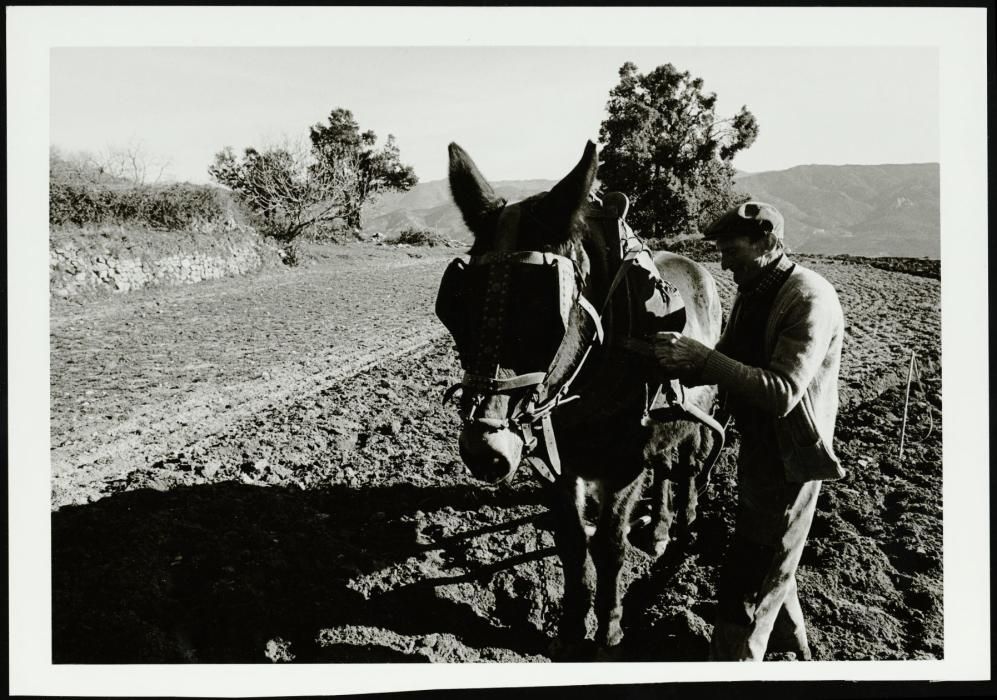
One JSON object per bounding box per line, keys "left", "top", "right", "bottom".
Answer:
{"left": 52, "top": 480, "right": 553, "bottom": 663}
{"left": 52, "top": 470, "right": 739, "bottom": 664}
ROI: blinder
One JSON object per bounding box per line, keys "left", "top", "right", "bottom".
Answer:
{"left": 435, "top": 251, "right": 582, "bottom": 384}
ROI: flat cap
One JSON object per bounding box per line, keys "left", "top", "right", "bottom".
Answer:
{"left": 703, "top": 201, "right": 784, "bottom": 241}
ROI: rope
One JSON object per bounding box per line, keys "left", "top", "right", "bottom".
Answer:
{"left": 898, "top": 350, "right": 935, "bottom": 458}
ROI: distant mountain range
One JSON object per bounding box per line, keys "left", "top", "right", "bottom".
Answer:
{"left": 366, "top": 163, "right": 939, "bottom": 258}
{"left": 365, "top": 179, "right": 555, "bottom": 237}
{"left": 733, "top": 163, "right": 939, "bottom": 258}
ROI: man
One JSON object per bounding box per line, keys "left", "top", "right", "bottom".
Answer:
{"left": 653, "top": 201, "right": 846, "bottom": 661}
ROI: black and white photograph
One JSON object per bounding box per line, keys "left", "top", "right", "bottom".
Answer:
{"left": 7, "top": 5, "right": 990, "bottom": 696}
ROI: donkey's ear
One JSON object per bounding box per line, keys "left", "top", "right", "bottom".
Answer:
{"left": 448, "top": 143, "right": 506, "bottom": 238}
{"left": 536, "top": 141, "right": 599, "bottom": 241}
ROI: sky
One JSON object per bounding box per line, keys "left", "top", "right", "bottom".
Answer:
{"left": 50, "top": 45, "right": 939, "bottom": 185}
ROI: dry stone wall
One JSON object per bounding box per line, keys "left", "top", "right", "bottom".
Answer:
{"left": 50, "top": 227, "right": 285, "bottom": 299}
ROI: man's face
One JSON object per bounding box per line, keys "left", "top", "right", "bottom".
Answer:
{"left": 715, "top": 234, "right": 770, "bottom": 285}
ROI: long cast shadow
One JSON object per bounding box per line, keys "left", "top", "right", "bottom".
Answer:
{"left": 614, "top": 455, "right": 739, "bottom": 662}
{"left": 52, "top": 479, "right": 550, "bottom": 663}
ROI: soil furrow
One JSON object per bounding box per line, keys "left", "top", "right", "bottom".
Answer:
{"left": 50, "top": 245, "right": 458, "bottom": 508}
{"left": 51, "top": 321, "right": 447, "bottom": 507}
{"left": 50, "top": 245, "right": 943, "bottom": 663}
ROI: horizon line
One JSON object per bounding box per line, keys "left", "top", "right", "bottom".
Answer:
{"left": 399, "top": 161, "right": 942, "bottom": 187}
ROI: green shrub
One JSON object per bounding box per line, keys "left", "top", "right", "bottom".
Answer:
{"left": 303, "top": 219, "right": 353, "bottom": 244}
{"left": 49, "top": 181, "right": 237, "bottom": 232}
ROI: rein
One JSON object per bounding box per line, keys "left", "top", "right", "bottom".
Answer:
{"left": 519, "top": 225, "right": 649, "bottom": 482}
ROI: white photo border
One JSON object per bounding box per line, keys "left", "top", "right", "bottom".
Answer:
{"left": 8, "top": 5, "right": 989, "bottom": 696}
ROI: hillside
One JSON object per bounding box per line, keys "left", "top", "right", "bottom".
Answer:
{"left": 365, "top": 179, "right": 557, "bottom": 242}
{"left": 733, "top": 163, "right": 939, "bottom": 258}
{"left": 365, "top": 163, "right": 939, "bottom": 259}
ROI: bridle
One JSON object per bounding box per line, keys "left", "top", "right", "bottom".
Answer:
{"left": 439, "top": 206, "right": 665, "bottom": 482}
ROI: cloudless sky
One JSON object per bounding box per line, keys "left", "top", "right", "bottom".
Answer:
{"left": 50, "top": 46, "right": 938, "bottom": 185}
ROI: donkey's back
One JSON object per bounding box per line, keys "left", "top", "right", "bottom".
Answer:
{"left": 654, "top": 251, "right": 722, "bottom": 351}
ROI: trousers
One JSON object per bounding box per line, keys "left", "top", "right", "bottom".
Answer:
{"left": 709, "top": 431, "right": 822, "bottom": 661}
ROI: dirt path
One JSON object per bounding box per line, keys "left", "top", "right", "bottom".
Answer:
{"left": 51, "top": 247, "right": 942, "bottom": 663}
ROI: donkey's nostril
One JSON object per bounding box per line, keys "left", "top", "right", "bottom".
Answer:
{"left": 459, "top": 441, "right": 514, "bottom": 483}
{"left": 485, "top": 456, "right": 511, "bottom": 481}
{"left": 458, "top": 424, "right": 524, "bottom": 484}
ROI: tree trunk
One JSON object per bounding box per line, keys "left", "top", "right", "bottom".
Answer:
{"left": 346, "top": 207, "right": 362, "bottom": 231}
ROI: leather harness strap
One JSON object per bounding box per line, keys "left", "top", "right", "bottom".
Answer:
{"left": 517, "top": 215, "right": 647, "bottom": 482}
{"left": 444, "top": 205, "right": 726, "bottom": 487}
{"left": 519, "top": 215, "right": 727, "bottom": 486}
{"left": 462, "top": 371, "right": 547, "bottom": 392}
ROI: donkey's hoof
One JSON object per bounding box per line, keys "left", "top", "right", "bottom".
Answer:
{"left": 596, "top": 609, "right": 625, "bottom": 650}
{"left": 652, "top": 537, "right": 670, "bottom": 558}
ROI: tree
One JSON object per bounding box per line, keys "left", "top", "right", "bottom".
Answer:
{"left": 99, "top": 141, "right": 172, "bottom": 186}
{"left": 598, "top": 62, "right": 759, "bottom": 239}
{"left": 50, "top": 146, "right": 120, "bottom": 186}
{"left": 309, "top": 108, "right": 417, "bottom": 230}
{"left": 208, "top": 138, "right": 351, "bottom": 242}
{"left": 210, "top": 109, "right": 417, "bottom": 241}
{"left": 50, "top": 142, "right": 172, "bottom": 186}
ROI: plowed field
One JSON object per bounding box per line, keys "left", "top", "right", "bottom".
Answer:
{"left": 50, "top": 243, "right": 942, "bottom": 663}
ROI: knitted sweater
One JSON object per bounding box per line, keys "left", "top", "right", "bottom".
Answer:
{"left": 701, "top": 262, "right": 846, "bottom": 482}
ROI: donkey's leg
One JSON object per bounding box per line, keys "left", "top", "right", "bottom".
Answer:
{"left": 590, "top": 477, "right": 642, "bottom": 648}
{"left": 550, "top": 476, "right": 593, "bottom": 643}
{"left": 648, "top": 450, "right": 677, "bottom": 558}
{"left": 674, "top": 428, "right": 704, "bottom": 533}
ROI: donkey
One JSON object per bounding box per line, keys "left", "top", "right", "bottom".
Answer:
{"left": 436, "top": 141, "right": 723, "bottom": 655}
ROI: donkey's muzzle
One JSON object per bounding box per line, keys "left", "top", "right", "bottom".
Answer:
{"left": 458, "top": 420, "right": 525, "bottom": 484}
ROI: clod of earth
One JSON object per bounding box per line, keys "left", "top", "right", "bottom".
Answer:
{"left": 51, "top": 244, "right": 942, "bottom": 662}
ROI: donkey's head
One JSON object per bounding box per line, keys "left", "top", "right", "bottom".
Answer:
{"left": 437, "top": 141, "right": 617, "bottom": 483}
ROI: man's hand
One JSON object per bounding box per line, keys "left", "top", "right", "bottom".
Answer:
{"left": 652, "top": 331, "right": 712, "bottom": 381}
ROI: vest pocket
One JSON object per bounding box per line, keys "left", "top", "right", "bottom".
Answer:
{"left": 777, "top": 392, "right": 845, "bottom": 482}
